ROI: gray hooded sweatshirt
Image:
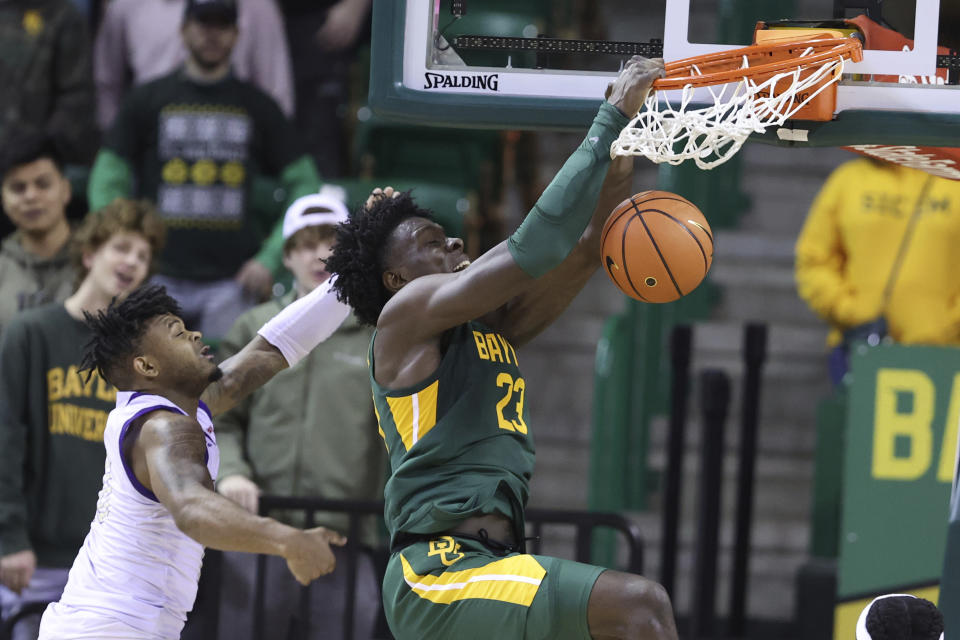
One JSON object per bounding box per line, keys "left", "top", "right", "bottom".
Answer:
{"left": 0, "top": 232, "right": 75, "bottom": 336}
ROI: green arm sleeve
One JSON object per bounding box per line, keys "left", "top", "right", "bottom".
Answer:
{"left": 254, "top": 154, "right": 321, "bottom": 272}
{"left": 507, "top": 101, "right": 629, "bottom": 277}
{"left": 87, "top": 148, "right": 134, "bottom": 212}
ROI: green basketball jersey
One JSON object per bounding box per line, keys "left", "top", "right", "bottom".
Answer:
{"left": 370, "top": 321, "right": 535, "bottom": 545}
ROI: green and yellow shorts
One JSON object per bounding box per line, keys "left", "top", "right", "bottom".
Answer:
{"left": 383, "top": 535, "right": 605, "bottom": 640}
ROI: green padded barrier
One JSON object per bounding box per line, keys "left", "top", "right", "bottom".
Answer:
{"left": 591, "top": 312, "right": 636, "bottom": 512}
{"left": 590, "top": 311, "right": 637, "bottom": 566}
{"left": 810, "top": 392, "right": 847, "bottom": 558}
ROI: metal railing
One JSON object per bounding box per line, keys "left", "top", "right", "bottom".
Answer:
{"left": 197, "top": 496, "right": 646, "bottom": 640}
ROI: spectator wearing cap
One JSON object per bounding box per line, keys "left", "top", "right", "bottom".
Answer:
{"left": 86, "top": 0, "right": 322, "bottom": 342}
{"left": 0, "top": 132, "right": 78, "bottom": 336}
{"left": 94, "top": 0, "right": 294, "bottom": 131}
{"left": 212, "top": 188, "right": 385, "bottom": 640}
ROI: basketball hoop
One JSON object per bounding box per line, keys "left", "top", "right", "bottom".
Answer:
{"left": 612, "top": 36, "right": 863, "bottom": 169}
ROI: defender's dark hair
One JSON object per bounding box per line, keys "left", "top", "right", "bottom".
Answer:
{"left": 865, "top": 596, "right": 943, "bottom": 640}
{"left": 0, "top": 129, "right": 64, "bottom": 181}
{"left": 325, "top": 190, "right": 436, "bottom": 326}
{"left": 80, "top": 285, "right": 182, "bottom": 389}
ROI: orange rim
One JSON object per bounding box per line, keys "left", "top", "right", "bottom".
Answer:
{"left": 652, "top": 36, "right": 863, "bottom": 90}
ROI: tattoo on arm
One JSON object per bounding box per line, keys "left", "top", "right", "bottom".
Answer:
{"left": 140, "top": 415, "right": 213, "bottom": 498}
{"left": 162, "top": 426, "right": 211, "bottom": 492}
{"left": 138, "top": 413, "right": 295, "bottom": 556}
{"left": 201, "top": 337, "right": 287, "bottom": 416}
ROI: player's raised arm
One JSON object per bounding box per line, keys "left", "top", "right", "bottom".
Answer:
{"left": 491, "top": 153, "right": 636, "bottom": 347}
{"left": 328, "top": 57, "right": 664, "bottom": 348}
{"left": 132, "top": 411, "right": 344, "bottom": 585}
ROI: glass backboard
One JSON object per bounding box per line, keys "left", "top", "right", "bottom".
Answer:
{"left": 368, "top": 0, "right": 960, "bottom": 150}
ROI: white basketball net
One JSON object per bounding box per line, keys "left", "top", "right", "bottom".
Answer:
{"left": 611, "top": 46, "right": 850, "bottom": 170}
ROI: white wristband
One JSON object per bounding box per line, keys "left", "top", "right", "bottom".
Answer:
{"left": 257, "top": 276, "right": 351, "bottom": 367}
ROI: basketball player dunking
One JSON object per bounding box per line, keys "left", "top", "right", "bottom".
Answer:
{"left": 326, "top": 56, "right": 678, "bottom": 640}
{"left": 38, "top": 282, "right": 350, "bottom": 639}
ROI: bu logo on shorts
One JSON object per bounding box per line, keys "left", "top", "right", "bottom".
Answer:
{"left": 427, "top": 537, "right": 464, "bottom": 566}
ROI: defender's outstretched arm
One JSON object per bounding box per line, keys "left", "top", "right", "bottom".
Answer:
{"left": 201, "top": 277, "right": 350, "bottom": 415}
{"left": 132, "top": 412, "right": 345, "bottom": 585}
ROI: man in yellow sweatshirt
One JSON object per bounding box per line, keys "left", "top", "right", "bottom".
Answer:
{"left": 795, "top": 158, "right": 960, "bottom": 385}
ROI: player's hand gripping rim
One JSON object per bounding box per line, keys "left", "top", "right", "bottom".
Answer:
{"left": 605, "top": 56, "right": 666, "bottom": 118}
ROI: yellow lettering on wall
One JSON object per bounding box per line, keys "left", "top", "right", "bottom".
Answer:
{"left": 473, "top": 331, "right": 489, "bottom": 360}
{"left": 485, "top": 334, "right": 504, "bottom": 363}
{"left": 872, "top": 369, "right": 934, "bottom": 480}
{"left": 47, "top": 367, "right": 64, "bottom": 402}
{"left": 937, "top": 373, "right": 960, "bottom": 482}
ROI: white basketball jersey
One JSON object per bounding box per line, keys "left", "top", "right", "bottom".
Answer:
{"left": 39, "top": 391, "right": 219, "bottom": 640}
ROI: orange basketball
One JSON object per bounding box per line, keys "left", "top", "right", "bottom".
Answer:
{"left": 600, "top": 191, "right": 714, "bottom": 303}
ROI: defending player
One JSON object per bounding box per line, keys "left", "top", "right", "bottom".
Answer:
{"left": 37, "top": 281, "right": 350, "bottom": 639}
{"left": 326, "top": 56, "right": 678, "bottom": 639}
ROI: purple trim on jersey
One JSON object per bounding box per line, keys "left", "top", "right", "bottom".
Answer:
{"left": 198, "top": 401, "right": 215, "bottom": 445}
{"left": 118, "top": 405, "right": 184, "bottom": 503}
{"left": 116, "top": 392, "right": 148, "bottom": 409}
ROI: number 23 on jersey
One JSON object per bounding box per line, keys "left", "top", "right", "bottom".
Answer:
{"left": 496, "top": 373, "right": 527, "bottom": 434}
